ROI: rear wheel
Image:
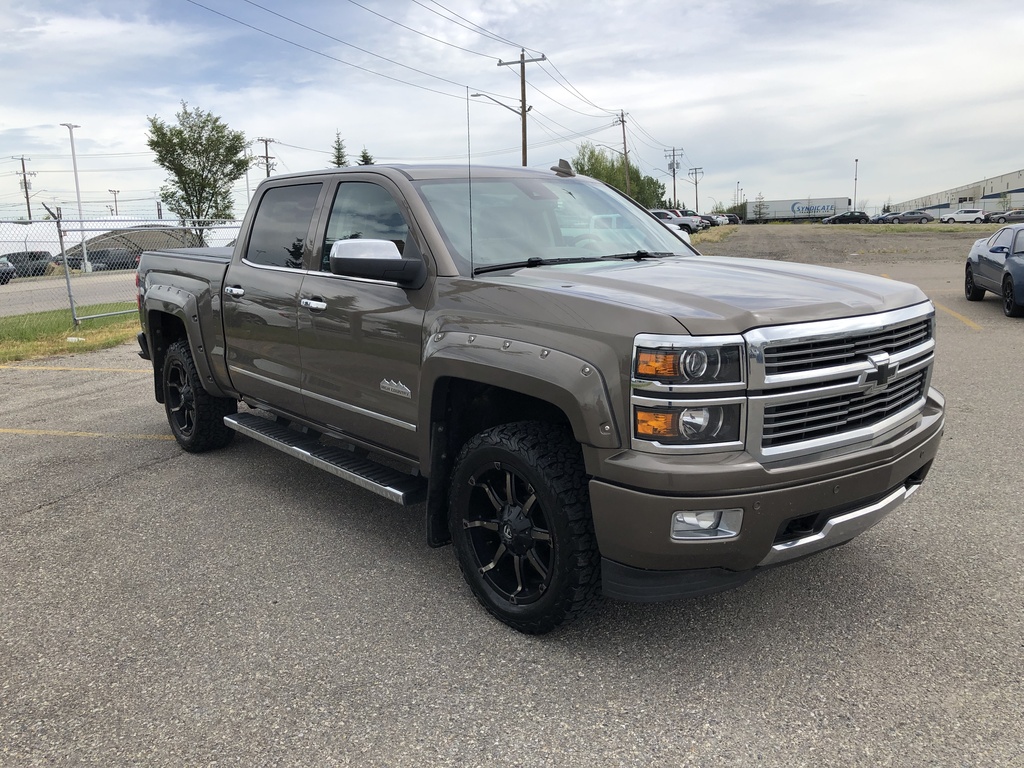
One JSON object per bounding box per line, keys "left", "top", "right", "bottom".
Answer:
{"left": 162, "top": 340, "right": 237, "bottom": 452}
{"left": 1003, "top": 277, "right": 1024, "bottom": 317}
{"left": 965, "top": 265, "right": 985, "bottom": 301}
{"left": 920, "top": 218, "right": 928, "bottom": 224}
{"left": 448, "top": 421, "right": 601, "bottom": 634}
{"left": 973, "top": 217, "right": 983, "bottom": 224}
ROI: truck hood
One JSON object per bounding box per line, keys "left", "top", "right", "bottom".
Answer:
{"left": 499, "top": 255, "right": 928, "bottom": 335}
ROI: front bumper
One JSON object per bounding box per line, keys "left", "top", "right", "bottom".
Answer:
{"left": 591, "top": 391, "right": 944, "bottom": 602}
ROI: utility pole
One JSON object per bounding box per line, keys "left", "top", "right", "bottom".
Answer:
{"left": 687, "top": 167, "right": 704, "bottom": 211}
{"left": 255, "top": 137, "right": 276, "bottom": 177}
{"left": 108, "top": 189, "right": 120, "bottom": 216}
{"left": 664, "top": 148, "right": 681, "bottom": 207}
{"left": 497, "top": 49, "right": 545, "bottom": 166}
{"left": 15, "top": 156, "right": 37, "bottom": 220}
{"left": 615, "top": 111, "right": 631, "bottom": 196}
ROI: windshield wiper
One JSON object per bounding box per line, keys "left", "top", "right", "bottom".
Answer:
{"left": 473, "top": 256, "right": 605, "bottom": 275}
{"left": 600, "top": 250, "right": 675, "bottom": 261}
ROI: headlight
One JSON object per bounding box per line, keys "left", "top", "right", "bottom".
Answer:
{"left": 635, "top": 344, "right": 743, "bottom": 385}
{"left": 635, "top": 403, "right": 742, "bottom": 445}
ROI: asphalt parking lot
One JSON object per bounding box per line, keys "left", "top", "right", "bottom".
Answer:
{"left": 1, "top": 226, "right": 1022, "bottom": 766}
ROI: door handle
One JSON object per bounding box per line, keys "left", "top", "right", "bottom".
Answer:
{"left": 224, "top": 286, "right": 245, "bottom": 297}
{"left": 300, "top": 297, "right": 328, "bottom": 311}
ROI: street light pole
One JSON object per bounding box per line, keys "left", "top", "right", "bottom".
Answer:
{"left": 470, "top": 93, "right": 532, "bottom": 166}
{"left": 108, "top": 189, "right": 120, "bottom": 216}
{"left": 853, "top": 158, "right": 859, "bottom": 211}
{"left": 60, "top": 122, "right": 90, "bottom": 272}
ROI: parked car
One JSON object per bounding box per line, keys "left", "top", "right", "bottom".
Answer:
{"left": 723, "top": 213, "right": 741, "bottom": 224}
{"left": 3, "top": 250, "right": 52, "bottom": 277}
{"left": 0, "top": 256, "right": 16, "bottom": 285}
{"left": 88, "top": 248, "right": 139, "bottom": 270}
{"left": 964, "top": 223, "right": 1024, "bottom": 316}
{"left": 649, "top": 208, "right": 705, "bottom": 234}
{"left": 871, "top": 212, "right": 895, "bottom": 223}
{"left": 940, "top": 208, "right": 986, "bottom": 224}
{"left": 822, "top": 211, "right": 869, "bottom": 224}
{"left": 888, "top": 210, "right": 935, "bottom": 224}
{"left": 698, "top": 214, "right": 719, "bottom": 227}
{"left": 985, "top": 210, "right": 1024, "bottom": 224}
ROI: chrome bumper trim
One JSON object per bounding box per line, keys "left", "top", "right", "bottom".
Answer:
{"left": 758, "top": 482, "right": 919, "bottom": 567}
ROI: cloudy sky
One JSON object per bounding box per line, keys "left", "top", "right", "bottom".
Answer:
{"left": 2, "top": 0, "right": 1023, "bottom": 220}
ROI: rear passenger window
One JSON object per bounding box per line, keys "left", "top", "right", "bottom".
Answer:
{"left": 245, "top": 183, "right": 322, "bottom": 268}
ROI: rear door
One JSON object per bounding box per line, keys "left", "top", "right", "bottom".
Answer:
{"left": 297, "top": 175, "right": 430, "bottom": 459}
{"left": 222, "top": 180, "right": 327, "bottom": 417}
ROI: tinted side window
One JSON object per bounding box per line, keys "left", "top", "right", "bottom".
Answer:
{"left": 1013, "top": 231, "right": 1024, "bottom": 256}
{"left": 992, "top": 228, "right": 1014, "bottom": 249}
{"left": 322, "top": 182, "right": 408, "bottom": 270}
{"left": 245, "top": 183, "right": 322, "bottom": 268}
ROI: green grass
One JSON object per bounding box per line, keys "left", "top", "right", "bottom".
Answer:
{"left": 0, "top": 303, "right": 140, "bottom": 363}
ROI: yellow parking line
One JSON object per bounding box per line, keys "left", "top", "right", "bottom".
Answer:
{"left": 0, "top": 365, "right": 148, "bottom": 372}
{"left": 0, "top": 428, "right": 174, "bottom": 441}
{"left": 933, "top": 301, "right": 983, "bottom": 330}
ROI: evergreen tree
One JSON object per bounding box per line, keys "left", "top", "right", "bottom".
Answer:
{"left": 331, "top": 131, "right": 349, "bottom": 167}
{"left": 146, "top": 101, "right": 250, "bottom": 221}
{"left": 357, "top": 147, "right": 374, "bottom": 166}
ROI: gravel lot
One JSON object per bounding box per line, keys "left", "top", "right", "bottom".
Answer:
{"left": 1, "top": 224, "right": 1021, "bottom": 767}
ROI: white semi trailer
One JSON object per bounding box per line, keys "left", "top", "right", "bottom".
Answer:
{"left": 745, "top": 197, "right": 851, "bottom": 223}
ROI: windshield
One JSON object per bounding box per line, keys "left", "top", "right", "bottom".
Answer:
{"left": 412, "top": 175, "right": 695, "bottom": 276}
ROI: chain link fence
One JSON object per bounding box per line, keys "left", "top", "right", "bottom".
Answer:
{"left": 0, "top": 219, "right": 239, "bottom": 333}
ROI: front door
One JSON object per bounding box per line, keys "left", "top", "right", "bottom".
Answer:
{"left": 297, "top": 179, "right": 428, "bottom": 458}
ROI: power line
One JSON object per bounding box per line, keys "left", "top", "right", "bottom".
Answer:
{"left": 239, "top": 0, "right": 473, "bottom": 92}
{"left": 414, "top": 0, "right": 532, "bottom": 52}
{"left": 182, "top": 0, "right": 466, "bottom": 101}
{"left": 341, "top": 0, "right": 498, "bottom": 59}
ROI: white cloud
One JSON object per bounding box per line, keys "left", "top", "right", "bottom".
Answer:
{"left": 2, "top": 0, "right": 1024, "bottom": 218}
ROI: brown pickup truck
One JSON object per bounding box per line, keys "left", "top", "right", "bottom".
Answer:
{"left": 136, "top": 163, "right": 944, "bottom": 633}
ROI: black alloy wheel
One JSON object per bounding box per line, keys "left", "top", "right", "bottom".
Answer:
{"left": 449, "top": 422, "right": 600, "bottom": 634}
{"left": 1003, "top": 277, "right": 1024, "bottom": 317}
{"left": 162, "top": 340, "right": 237, "bottom": 452}
{"left": 965, "top": 265, "right": 985, "bottom": 301}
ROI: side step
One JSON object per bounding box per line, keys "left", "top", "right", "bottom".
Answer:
{"left": 224, "top": 412, "right": 427, "bottom": 506}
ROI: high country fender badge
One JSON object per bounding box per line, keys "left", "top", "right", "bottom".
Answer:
{"left": 380, "top": 379, "right": 412, "bottom": 399}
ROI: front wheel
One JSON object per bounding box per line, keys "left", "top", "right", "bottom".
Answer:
{"left": 891, "top": 217, "right": 901, "bottom": 224}
{"left": 996, "top": 217, "right": 1007, "bottom": 224}
{"left": 1003, "top": 277, "right": 1024, "bottom": 317}
{"left": 920, "top": 218, "right": 928, "bottom": 224}
{"left": 162, "top": 340, "right": 237, "bottom": 452}
{"left": 448, "top": 422, "right": 601, "bottom": 634}
{"left": 965, "top": 265, "right": 985, "bottom": 301}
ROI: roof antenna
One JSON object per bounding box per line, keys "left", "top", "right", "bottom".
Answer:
{"left": 551, "top": 159, "right": 575, "bottom": 177}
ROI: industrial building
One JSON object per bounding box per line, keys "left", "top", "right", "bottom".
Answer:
{"left": 895, "top": 169, "right": 1024, "bottom": 214}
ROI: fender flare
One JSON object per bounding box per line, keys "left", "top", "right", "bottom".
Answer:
{"left": 419, "top": 331, "right": 622, "bottom": 455}
{"left": 143, "top": 283, "right": 231, "bottom": 400}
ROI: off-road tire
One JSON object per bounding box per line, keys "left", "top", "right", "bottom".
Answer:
{"left": 965, "top": 265, "right": 986, "bottom": 301}
{"left": 448, "top": 421, "right": 601, "bottom": 634}
{"left": 163, "top": 339, "right": 237, "bottom": 452}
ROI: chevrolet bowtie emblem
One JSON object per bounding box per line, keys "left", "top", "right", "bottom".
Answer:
{"left": 863, "top": 352, "right": 899, "bottom": 391}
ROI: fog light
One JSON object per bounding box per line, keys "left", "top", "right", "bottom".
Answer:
{"left": 671, "top": 508, "right": 744, "bottom": 540}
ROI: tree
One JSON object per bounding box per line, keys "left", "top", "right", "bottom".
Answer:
{"left": 570, "top": 142, "right": 665, "bottom": 208}
{"left": 357, "top": 147, "right": 374, "bottom": 166}
{"left": 753, "top": 193, "right": 769, "bottom": 221}
{"left": 146, "top": 102, "right": 250, "bottom": 222}
{"left": 331, "top": 131, "right": 349, "bottom": 167}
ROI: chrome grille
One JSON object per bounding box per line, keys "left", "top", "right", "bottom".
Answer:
{"left": 762, "top": 370, "right": 926, "bottom": 447}
{"left": 763, "top": 318, "right": 933, "bottom": 376}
